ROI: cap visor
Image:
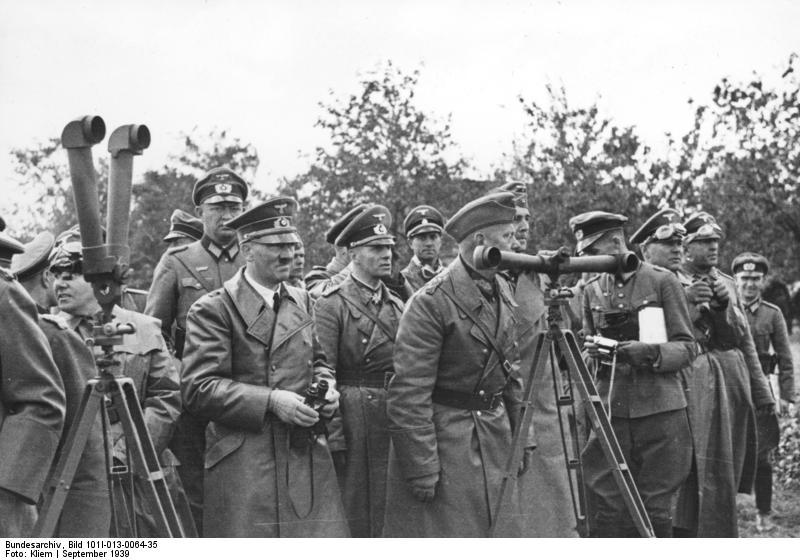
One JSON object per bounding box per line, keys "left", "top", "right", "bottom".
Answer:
{"left": 246, "top": 231, "right": 300, "bottom": 245}
{"left": 408, "top": 225, "right": 443, "bottom": 237}
{"left": 576, "top": 231, "right": 605, "bottom": 254}
{"left": 203, "top": 194, "right": 244, "bottom": 204}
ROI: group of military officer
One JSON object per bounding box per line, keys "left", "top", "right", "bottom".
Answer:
{"left": 0, "top": 166, "right": 795, "bottom": 538}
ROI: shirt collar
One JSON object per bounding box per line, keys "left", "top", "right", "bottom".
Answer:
{"left": 202, "top": 235, "right": 239, "bottom": 261}
{"left": 744, "top": 297, "right": 761, "bottom": 314}
{"left": 243, "top": 268, "right": 281, "bottom": 309}
{"left": 350, "top": 272, "right": 387, "bottom": 305}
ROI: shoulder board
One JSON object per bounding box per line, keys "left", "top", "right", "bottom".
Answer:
{"left": 166, "top": 244, "right": 190, "bottom": 255}
{"left": 0, "top": 268, "right": 12, "bottom": 281}
{"left": 649, "top": 264, "right": 670, "bottom": 274}
{"left": 319, "top": 283, "right": 342, "bottom": 298}
{"left": 424, "top": 271, "right": 447, "bottom": 295}
{"left": 761, "top": 300, "right": 782, "bottom": 312}
{"left": 40, "top": 313, "right": 69, "bottom": 330}
{"left": 310, "top": 265, "right": 327, "bottom": 272}
{"left": 716, "top": 270, "right": 733, "bottom": 281}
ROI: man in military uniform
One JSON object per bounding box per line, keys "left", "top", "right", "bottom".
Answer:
{"left": 144, "top": 167, "right": 248, "bottom": 534}
{"left": 305, "top": 203, "right": 366, "bottom": 299}
{"left": 0, "top": 218, "right": 66, "bottom": 537}
{"left": 574, "top": 211, "right": 695, "bottom": 538}
{"left": 163, "top": 209, "right": 204, "bottom": 249}
{"left": 399, "top": 205, "right": 445, "bottom": 295}
{"left": 681, "top": 213, "right": 774, "bottom": 500}
{"left": 314, "top": 204, "right": 404, "bottom": 537}
{"left": 384, "top": 191, "right": 529, "bottom": 537}
{"left": 630, "top": 210, "right": 737, "bottom": 537}
{"left": 288, "top": 238, "right": 306, "bottom": 288}
{"left": 50, "top": 239, "right": 183, "bottom": 537}
{"left": 11, "top": 232, "right": 110, "bottom": 537}
{"left": 181, "top": 197, "right": 349, "bottom": 537}
{"left": 733, "top": 251, "right": 796, "bottom": 530}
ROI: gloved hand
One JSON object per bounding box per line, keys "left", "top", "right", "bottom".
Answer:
{"left": 616, "top": 341, "right": 659, "bottom": 368}
{"left": 268, "top": 389, "right": 319, "bottom": 427}
{"left": 319, "top": 385, "right": 340, "bottom": 418}
{"left": 686, "top": 280, "right": 713, "bottom": 305}
{"left": 518, "top": 447, "right": 536, "bottom": 476}
{"left": 408, "top": 472, "right": 439, "bottom": 503}
{"left": 583, "top": 338, "right": 602, "bottom": 360}
{"left": 709, "top": 278, "right": 730, "bottom": 308}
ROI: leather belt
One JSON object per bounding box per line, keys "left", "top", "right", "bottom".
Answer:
{"left": 432, "top": 387, "right": 503, "bottom": 411}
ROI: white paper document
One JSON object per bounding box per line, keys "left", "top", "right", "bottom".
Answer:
{"left": 638, "top": 306, "right": 667, "bottom": 343}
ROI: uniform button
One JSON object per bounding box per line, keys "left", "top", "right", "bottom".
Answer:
{"left": 618, "top": 304, "right": 624, "bottom": 309}
{"left": 478, "top": 390, "right": 485, "bottom": 396}
{"left": 618, "top": 293, "right": 625, "bottom": 298}
{"left": 367, "top": 394, "right": 373, "bottom": 400}
{"left": 617, "top": 283, "right": 623, "bottom": 288}
{"left": 365, "top": 358, "right": 371, "bottom": 363}
{"left": 271, "top": 365, "right": 277, "bottom": 371}
{"left": 483, "top": 348, "right": 488, "bottom": 354}
{"left": 362, "top": 338, "right": 368, "bottom": 344}
{"left": 476, "top": 411, "right": 482, "bottom": 417}
{"left": 307, "top": 360, "right": 312, "bottom": 366}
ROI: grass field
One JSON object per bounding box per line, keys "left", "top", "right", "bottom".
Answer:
{"left": 736, "top": 329, "right": 800, "bottom": 538}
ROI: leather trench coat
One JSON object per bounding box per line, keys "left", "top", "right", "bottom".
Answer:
{"left": 384, "top": 257, "right": 524, "bottom": 537}
{"left": 181, "top": 269, "right": 349, "bottom": 537}
{"left": 314, "top": 275, "right": 403, "bottom": 537}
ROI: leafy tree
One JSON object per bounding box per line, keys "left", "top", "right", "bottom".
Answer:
{"left": 279, "top": 62, "right": 471, "bottom": 267}
{"left": 506, "top": 85, "right": 661, "bottom": 253}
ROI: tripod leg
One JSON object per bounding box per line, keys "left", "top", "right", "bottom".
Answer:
{"left": 489, "top": 332, "right": 549, "bottom": 537}
{"left": 109, "top": 378, "right": 185, "bottom": 537}
{"left": 33, "top": 380, "right": 106, "bottom": 537}
{"left": 548, "top": 339, "right": 590, "bottom": 536}
{"left": 556, "top": 331, "right": 654, "bottom": 538}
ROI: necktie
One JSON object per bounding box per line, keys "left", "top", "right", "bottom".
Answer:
{"left": 273, "top": 292, "right": 281, "bottom": 314}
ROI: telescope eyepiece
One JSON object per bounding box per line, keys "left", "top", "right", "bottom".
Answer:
{"left": 61, "top": 115, "right": 106, "bottom": 148}
{"left": 108, "top": 124, "right": 151, "bottom": 156}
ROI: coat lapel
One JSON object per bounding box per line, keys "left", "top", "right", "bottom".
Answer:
{"left": 173, "top": 244, "right": 217, "bottom": 292}
{"left": 224, "top": 269, "right": 274, "bottom": 347}
{"left": 271, "top": 296, "right": 313, "bottom": 352}
{"left": 447, "top": 259, "right": 495, "bottom": 348}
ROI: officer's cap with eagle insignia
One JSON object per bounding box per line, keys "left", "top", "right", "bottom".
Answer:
{"left": 568, "top": 211, "right": 628, "bottom": 254}
{"left": 192, "top": 167, "right": 249, "bottom": 206}
{"left": 444, "top": 192, "right": 517, "bottom": 243}
{"left": 732, "top": 252, "right": 769, "bottom": 276}
{"left": 630, "top": 208, "right": 685, "bottom": 245}
{"left": 403, "top": 205, "right": 445, "bottom": 238}
{"left": 336, "top": 205, "right": 395, "bottom": 248}
{"left": 682, "top": 211, "right": 723, "bottom": 243}
{"left": 326, "top": 204, "right": 368, "bottom": 246}
{"left": 226, "top": 196, "right": 299, "bottom": 245}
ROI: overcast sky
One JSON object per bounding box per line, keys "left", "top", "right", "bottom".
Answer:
{"left": 1, "top": 0, "right": 798, "bottom": 217}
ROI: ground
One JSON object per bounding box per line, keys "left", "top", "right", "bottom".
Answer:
{"left": 736, "top": 329, "right": 800, "bottom": 538}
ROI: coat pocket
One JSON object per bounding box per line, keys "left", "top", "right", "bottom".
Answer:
{"left": 204, "top": 425, "right": 245, "bottom": 469}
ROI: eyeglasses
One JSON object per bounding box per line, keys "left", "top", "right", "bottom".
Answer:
{"left": 648, "top": 223, "right": 686, "bottom": 241}
{"left": 50, "top": 261, "right": 83, "bottom": 279}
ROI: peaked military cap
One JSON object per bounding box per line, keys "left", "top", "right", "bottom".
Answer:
{"left": 0, "top": 215, "right": 24, "bottom": 264}
{"left": 326, "top": 204, "right": 367, "bottom": 245}
{"left": 569, "top": 211, "right": 628, "bottom": 254}
{"left": 683, "top": 211, "right": 723, "bottom": 243}
{"left": 336, "top": 205, "right": 395, "bottom": 248}
{"left": 11, "top": 231, "right": 55, "bottom": 280}
{"left": 226, "top": 196, "right": 299, "bottom": 244}
{"left": 444, "top": 192, "right": 517, "bottom": 243}
{"left": 193, "top": 167, "right": 249, "bottom": 205}
{"left": 732, "top": 252, "right": 769, "bottom": 275}
{"left": 630, "top": 208, "right": 685, "bottom": 245}
{"left": 404, "top": 205, "right": 445, "bottom": 238}
{"left": 164, "top": 209, "right": 204, "bottom": 242}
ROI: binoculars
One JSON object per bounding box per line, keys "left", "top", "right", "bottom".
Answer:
{"left": 473, "top": 246, "right": 639, "bottom": 276}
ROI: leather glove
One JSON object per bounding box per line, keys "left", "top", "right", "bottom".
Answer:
{"left": 686, "top": 280, "right": 713, "bottom": 305}
{"left": 709, "top": 278, "right": 730, "bottom": 309}
{"left": 616, "top": 341, "right": 659, "bottom": 368}
{"left": 408, "top": 472, "right": 439, "bottom": 503}
{"left": 518, "top": 447, "right": 536, "bottom": 476}
{"left": 267, "top": 389, "right": 319, "bottom": 427}
{"left": 319, "top": 385, "right": 340, "bottom": 418}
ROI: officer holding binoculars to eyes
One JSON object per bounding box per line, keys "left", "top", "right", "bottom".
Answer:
{"left": 571, "top": 211, "right": 696, "bottom": 538}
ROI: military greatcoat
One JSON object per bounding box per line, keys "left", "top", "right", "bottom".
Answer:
{"left": 384, "top": 257, "right": 524, "bottom": 538}
{"left": 181, "top": 270, "right": 349, "bottom": 538}
{"left": 0, "top": 273, "right": 66, "bottom": 537}
{"left": 314, "top": 275, "right": 403, "bottom": 537}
